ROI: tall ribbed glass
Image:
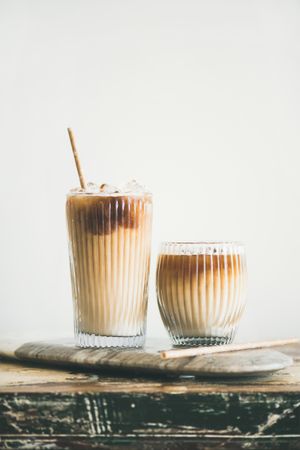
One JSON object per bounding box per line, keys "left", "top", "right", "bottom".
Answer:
{"left": 156, "top": 242, "right": 247, "bottom": 346}
{"left": 66, "top": 192, "right": 152, "bottom": 347}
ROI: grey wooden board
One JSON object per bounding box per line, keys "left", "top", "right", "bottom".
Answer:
{"left": 0, "top": 338, "right": 293, "bottom": 378}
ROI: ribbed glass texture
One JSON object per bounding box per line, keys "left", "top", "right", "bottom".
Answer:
{"left": 66, "top": 192, "right": 152, "bottom": 348}
{"left": 156, "top": 242, "right": 247, "bottom": 346}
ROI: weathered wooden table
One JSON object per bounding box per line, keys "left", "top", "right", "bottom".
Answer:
{"left": 0, "top": 343, "right": 300, "bottom": 449}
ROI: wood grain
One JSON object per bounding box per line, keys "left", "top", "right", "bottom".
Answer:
{"left": 1, "top": 387, "right": 300, "bottom": 441}
{"left": 1, "top": 360, "right": 300, "bottom": 394}
{"left": 1, "top": 437, "right": 300, "bottom": 450}
{"left": 1, "top": 341, "right": 300, "bottom": 449}
{"left": 0, "top": 338, "right": 293, "bottom": 378}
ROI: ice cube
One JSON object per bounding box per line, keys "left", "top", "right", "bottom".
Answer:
{"left": 70, "top": 186, "right": 85, "bottom": 193}
{"left": 122, "top": 179, "right": 146, "bottom": 193}
{"left": 85, "top": 182, "right": 99, "bottom": 193}
{"left": 99, "top": 183, "right": 120, "bottom": 194}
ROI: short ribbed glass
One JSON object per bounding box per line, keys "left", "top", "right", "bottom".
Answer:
{"left": 66, "top": 192, "right": 152, "bottom": 348}
{"left": 156, "top": 242, "right": 247, "bottom": 346}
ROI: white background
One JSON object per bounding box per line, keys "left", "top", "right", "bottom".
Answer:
{"left": 0, "top": 0, "right": 300, "bottom": 342}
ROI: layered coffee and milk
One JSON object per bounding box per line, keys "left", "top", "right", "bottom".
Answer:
{"left": 66, "top": 181, "right": 152, "bottom": 347}
{"left": 156, "top": 242, "right": 247, "bottom": 346}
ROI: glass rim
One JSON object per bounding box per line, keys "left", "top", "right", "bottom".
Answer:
{"left": 66, "top": 191, "right": 152, "bottom": 198}
{"left": 159, "top": 241, "right": 245, "bottom": 255}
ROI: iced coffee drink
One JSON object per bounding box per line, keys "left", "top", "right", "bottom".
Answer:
{"left": 156, "top": 242, "right": 247, "bottom": 346}
{"left": 66, "top": 181, "right": 152, "bottom": 347}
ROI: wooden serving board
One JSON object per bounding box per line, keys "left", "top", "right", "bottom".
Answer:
{"left": 0, "top": 338, "right": 293, "bottom": 378}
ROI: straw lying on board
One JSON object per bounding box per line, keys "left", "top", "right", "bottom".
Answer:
{"left": 160, "top": 338, "right": 299, "bottom": 359}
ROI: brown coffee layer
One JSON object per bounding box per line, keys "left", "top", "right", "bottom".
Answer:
{"left": 66, "top": 194, "right": 152, "bottom": 236}
{"left": 158, "top": 254, "right": 240, "bottom": 279}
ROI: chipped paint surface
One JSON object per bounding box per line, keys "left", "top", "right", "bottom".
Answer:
{"left": 1, "top": 349, "right": 300, "bottom": 449}
{"left": 1, "top": 391, "right": 300, "bottom": 439}
{"left": 1, "top": 436, "right": 300, "bottom": 449}
{"left": 257, "top": 401, "right": 300, "bottom": 434}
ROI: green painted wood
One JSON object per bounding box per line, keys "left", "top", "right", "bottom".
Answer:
{"left": 1, "top": 437, "right": 300, "bottom": 450}
{"left": 1, "top": 391, "right": 300, "bottom": 437}
{"left": 1, "top": 342, "right": 300, "bottom": 449}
